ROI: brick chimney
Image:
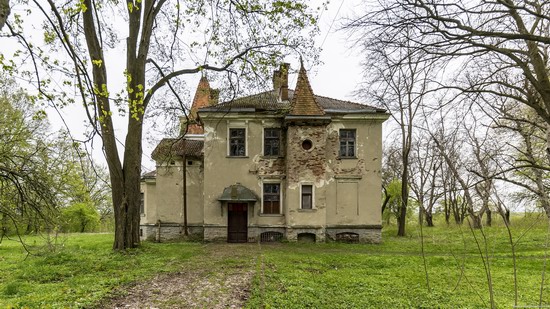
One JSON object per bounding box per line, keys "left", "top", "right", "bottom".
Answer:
{"left": 272, "top": 63, "right": 290, "bottom": 101}
{"left": 272, "top": 69, "right": 281, "bottom": 91}
{"left": 279, "top": 63, "right": 289, "bottom": 101}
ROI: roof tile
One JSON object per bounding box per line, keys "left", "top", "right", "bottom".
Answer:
{"left": 289, "top": 62, "right": 325, "bottom": 116}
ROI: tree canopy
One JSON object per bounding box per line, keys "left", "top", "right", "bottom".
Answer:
{"left": 2, "top": 0, "right": 321, "bottom": 249}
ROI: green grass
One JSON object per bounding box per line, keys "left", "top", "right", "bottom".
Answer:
{"left": 1, "top": 215, "right": 549, "bottom": 308}
{"left": 0, "top": 233, "right": 201, "bottom": 308}
{"left": 247, "top": 215, "right": 550, "bottom": 308}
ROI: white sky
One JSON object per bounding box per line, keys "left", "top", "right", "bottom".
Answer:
{"left": 3, "top": 0, "right": 368, "bottom": 172}
{"left": 137, "top": 0, "right": 367, "bottom": 170}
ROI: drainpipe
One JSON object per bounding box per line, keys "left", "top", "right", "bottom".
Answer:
{"left": 183, "top": 155, "right": 188, "bottom": 236}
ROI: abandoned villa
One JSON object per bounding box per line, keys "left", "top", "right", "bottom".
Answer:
{"left": 140, "top": 62, "right": 389, "bottom": 243}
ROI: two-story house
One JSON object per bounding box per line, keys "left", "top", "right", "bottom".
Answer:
{"left": 140, "top": 62, "right": 389, "bottom": 243}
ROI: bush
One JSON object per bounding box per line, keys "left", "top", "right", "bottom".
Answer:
{"left": 60, "top": 202, "right": 100, "bottom": 233}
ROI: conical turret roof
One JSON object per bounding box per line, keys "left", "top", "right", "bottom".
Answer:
{"left": 289, "top": 60, "right": 325, "bottom": 116}
{"left": 187, "top": 76, "right": 211, "bottom": 134}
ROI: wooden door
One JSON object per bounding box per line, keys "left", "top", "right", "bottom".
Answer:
{"left": 227, "top": 203, "right": 248, "bottom": 243}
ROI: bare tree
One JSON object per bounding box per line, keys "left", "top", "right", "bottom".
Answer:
{"left": 409, "top": 131, "right": 441, "bottom": 227}
{"left": 348, "top": 0, "right": 550, "bottom": 164}
{"left": 4, "top": 0, "right": 320, "bottom": 249}
{"left": 348, "top": 23, "right": 438, "bottom": 236}
{"left": 494, "top": 99, "right": 550, "bottom": 217}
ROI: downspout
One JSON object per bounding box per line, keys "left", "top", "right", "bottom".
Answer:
{"left": 183, "top": 155, "right": 188, "bottom": 236}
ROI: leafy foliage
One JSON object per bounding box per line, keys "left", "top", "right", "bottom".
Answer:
{"left": 0, "top": 77, "right": 58, "bottom": 236}
{"left": 60, "top": 202, "right": 100, "bottom": 233}
{"left": 1, "top": 0, "right": 323, "bottom": 250}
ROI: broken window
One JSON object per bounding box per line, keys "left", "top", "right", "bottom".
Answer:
{"left": 229, "top": 128, "right": 246, "bottom": 156}
{"left": 264, "top": 128, "right": 281, "bottom": 156}
{"left": 301, "top": 185, "right": 313, "bottom": 209}
{"left": 339, "top": 129, "right": 356, "bottom": 157}
{"left": 263, "top": 183, "right": 281, "bottom": 214}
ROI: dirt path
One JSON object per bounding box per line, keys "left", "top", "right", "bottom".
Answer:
{"left": 99, "top": 243, "right": 263, "bottom": 309}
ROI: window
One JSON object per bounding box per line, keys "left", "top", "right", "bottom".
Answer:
{"left": 264, "top": 128, "right": 281, "bottom": 156}
{"left": 140, "top": 192, "right": 145, "bottom": 214}
{"left": 301, "top": 185, "right": 313, "bottom": 209}
{"left": 229, "top": 128, "right": 246, "bottom": 156}
{"left": 302, "top": 139, "right": 313, "bottom": 151}
{"left": 339, "top": 129, "right": 356, "bottom": 157}
{"left": 263, "top": 183, "right": 281, "bottom": 214}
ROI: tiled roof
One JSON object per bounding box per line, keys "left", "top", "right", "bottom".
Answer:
{"left": 289, "top": 63, "right": 325, "bottom": 116}
{"left": 201, "top": 91, "right": 289, "bottom": 111}
{"left": 200, "top": 90, "right": 384, "bottom": 114}
{"left": 142, "top": 170, "right": 157, "bottom": 179}
{"left": 186, "top": 76, "right": 214, "bottom": 134}
{"left": 151, "top": 138, "right": 204, "bottom": 161}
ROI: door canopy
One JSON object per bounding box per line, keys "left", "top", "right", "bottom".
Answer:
{"left": 218, "top": 183, "right": 258, "bottom": 202}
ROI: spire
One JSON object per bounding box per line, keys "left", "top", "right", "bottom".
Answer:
{"left": 289, "top": 60, "right": 325, "bottom": 116}
{"left": 186, "top": 76, "right": 213, "bottom": 134}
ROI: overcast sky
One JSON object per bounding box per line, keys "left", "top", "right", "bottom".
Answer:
{"left": 4, "top": 1, "right": 369, "bottom": 172}
{"left": 138, "top": 0, "right": 368, "bottom": 170}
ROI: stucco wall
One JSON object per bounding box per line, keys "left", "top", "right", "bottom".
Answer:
{"left": 285, "top": 124, "right": 329, "bottom": 228}
{"left": 140, "top": 157, "right": 204, "bottom": 228}
{"left": 145, "top": 112, "right": 386, "bottom": 243}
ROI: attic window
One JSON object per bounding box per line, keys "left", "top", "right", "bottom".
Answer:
{"left": 187, "top": 160, "right": 193, "bottom": 165}
{"left": 302, "top": 139, "right": 312, "bottom": 151}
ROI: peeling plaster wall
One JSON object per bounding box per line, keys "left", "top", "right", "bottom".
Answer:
{"left": 324, "top": 120, "right": 384, "bottom": 227}
{"left": 147, "top": 112, "right": 386, "bottom": 243}
{"left": 285, "top": 124, "right": 329, "bottom": 229}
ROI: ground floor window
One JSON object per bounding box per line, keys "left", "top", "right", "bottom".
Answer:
{"left": 263, "top": 183, "right": 281, "bottom": 214}
{"left": 301, "top": 185, "right": 313, "bottom": 209}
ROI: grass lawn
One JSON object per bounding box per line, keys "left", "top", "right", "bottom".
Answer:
{"left": 1, "top": 215, "right": 549, "bottom": 308}
{"left": 0, "top": 233, "right": 202, "bottom": 308}
{"left": 248, "top": 215, "right": 550, "bottom": 308}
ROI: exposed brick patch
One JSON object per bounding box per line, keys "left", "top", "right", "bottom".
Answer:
{"left": 286, "top": 125, "right": 329, "bottom": 184}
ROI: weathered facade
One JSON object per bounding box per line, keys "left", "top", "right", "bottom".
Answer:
{"left": 140, "top": 63, "right": 389, "bottom": 243}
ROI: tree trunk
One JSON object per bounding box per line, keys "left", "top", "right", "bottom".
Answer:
{"left": 470, "top": 214, "right": 482, "bottom": 229}
{"left": 0, "top": 0, "right": 9, "bottom": 30}
{"left": 381, "top": 187, "right": 390, "bottom": 215}
{"left": 425, "top": 211, "right": 434, "bottom": 227}
{"left": 397, "top": 157, "right": 409, "bottom": 237}
{"left": 485, "top": 208, "right": 492, "bottom": 227}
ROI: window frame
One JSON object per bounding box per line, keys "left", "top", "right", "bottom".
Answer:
{"left": 140, "top": 192, "right": 145, "bottom": 215}
{"left": 262, "top": 182, "right": 282, "bottom": 215}
{"left": 263, "top": 128, "right": 282, "bottom": 157}
{"left": 300, "top": 184, "right": 314, "bottom": 210}
{"left": 339, "top": 129, "right": 356, "bottom": 158}
{"left": 228, "top": 127, "right": 247, "bottom": 157}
